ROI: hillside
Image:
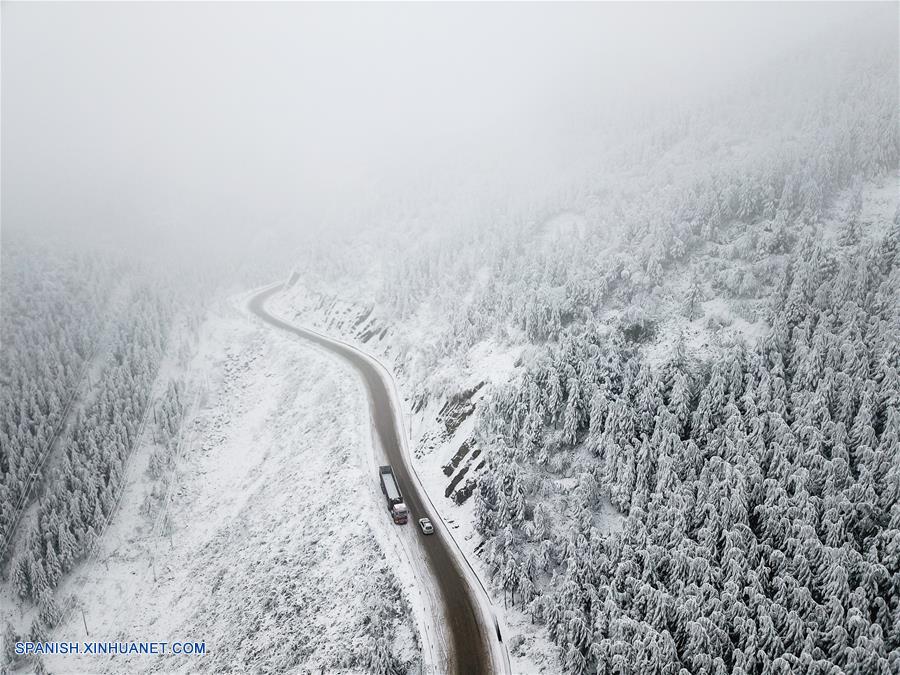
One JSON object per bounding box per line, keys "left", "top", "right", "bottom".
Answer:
{"left": 276, "top": 19, "right": 899, "bottom": 674}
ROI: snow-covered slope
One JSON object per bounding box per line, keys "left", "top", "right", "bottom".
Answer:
{"left": 4, "top": 297, "right": 420, "bottom": 674}
{"left": 270, "top": 19, "right": 899, "bottom": 670}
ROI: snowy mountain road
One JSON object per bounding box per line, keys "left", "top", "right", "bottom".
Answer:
{"left": 249, "top": 283, "right": 505, "bottom": 675}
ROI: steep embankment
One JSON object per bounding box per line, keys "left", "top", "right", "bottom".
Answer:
{"left": 25, "top": 296, "right": 420, "bottom": 675}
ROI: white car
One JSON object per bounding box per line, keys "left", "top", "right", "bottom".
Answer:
{"left": 418, "top": 518, "right": 434, "bottom": 535}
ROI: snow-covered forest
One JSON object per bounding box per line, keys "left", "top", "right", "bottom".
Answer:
{"left": 1, "top": 244, "right": 112, "bottom": 567}
{"left": 477, "top": 226, "right": 900, "bottom": 673}
{"left": 2, "top": 3, "right": 898, "bottom": 674}
{"left": 276, "top": 14, "right": 900, "bottom": 674}
{"left": 0, "top": 239, "right": 181, "bottom": 660}
{"left": 13, "top": 291, "right": 170, "bottom": 601}
{"left": 293, "top": 21, "right": 896, "bottom": 375}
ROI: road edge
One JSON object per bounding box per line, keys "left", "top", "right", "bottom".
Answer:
{"left": 254, "top": 281, "right": 512, "bottom": 675}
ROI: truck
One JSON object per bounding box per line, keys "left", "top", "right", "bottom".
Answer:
{"left": 379, "top": 465, "right": 409, "bottom": 524}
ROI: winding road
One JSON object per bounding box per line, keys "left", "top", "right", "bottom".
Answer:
{"left": 249, "top": 283, "right": 504, "bottom": 675}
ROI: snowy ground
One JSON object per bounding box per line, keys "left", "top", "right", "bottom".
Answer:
{"left": 267, "top": 171, "right": 900, "bottom": 674}
{"left": 21, "top": 295, "right": 421, "bottom": 674}
{"left": 270, "top": 288, "right": 554, "bottom": 673}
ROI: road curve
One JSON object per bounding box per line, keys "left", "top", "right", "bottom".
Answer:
{"left": 249, "top": 284, "right": 495, "bottom": 675}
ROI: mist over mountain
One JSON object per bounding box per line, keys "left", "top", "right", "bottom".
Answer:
{"left": 2, "top": 3, "right": 898, "bottom": 674}
{"left": 3, "top": 2, "right": 879, "bottom": 258}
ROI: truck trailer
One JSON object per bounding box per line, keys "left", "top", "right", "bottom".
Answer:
{"left": 379, "top": 465, "right": 409, "bottom": 524}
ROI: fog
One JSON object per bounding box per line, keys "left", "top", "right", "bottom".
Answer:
{"left": 0, "top": 2, "right": 880, "bottom": 258}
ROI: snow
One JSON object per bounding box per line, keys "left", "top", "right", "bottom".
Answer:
{"left": 818, "top": 170, "right": 899, "bottom": 243}
{"left": 256, "top": 291, "right": 486, "bottom": 674}
{"left": 271, "top": 248, "right": 780, "bottom": 673}
{"left": 541, "top": 212, "right": 587, "bottom": 245}
{"left": 262, "top": 172, "right": 900, "bottom": 675}
{"left": 270, "top": 289, "right": 543, "bottom": 673}
{"left": 29, "top": 295, "right": 420, "bottom": 674}
{"left": 857, "top": 173, "right": 899, "bottom": 236}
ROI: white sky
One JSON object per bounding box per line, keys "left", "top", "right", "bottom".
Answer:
{"left": 1, "top": 2, "right": 888, "bottom": 252}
